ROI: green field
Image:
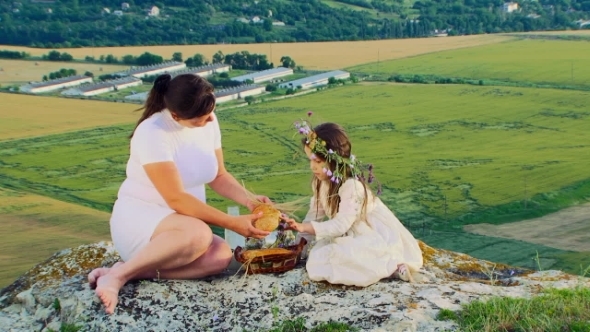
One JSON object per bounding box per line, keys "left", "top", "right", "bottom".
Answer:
{"left": 349, "top": 39, "right": 590, "bottom": 88}
{"left": 2, "top": 83, "right": 589, "bottom": 274}
{"left": 3, "top": 37, "right": 590, "bottom": 286}
{"left": 2, "top": 84, "right": 590, "bottom": 220}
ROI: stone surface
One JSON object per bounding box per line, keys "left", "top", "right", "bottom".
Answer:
{"left": 0, "top": 241, "right": 588, "bottom": 331}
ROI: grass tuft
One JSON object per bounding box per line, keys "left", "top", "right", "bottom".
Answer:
{"left": 438, "top": 287, "right": 590, "bottom": 332}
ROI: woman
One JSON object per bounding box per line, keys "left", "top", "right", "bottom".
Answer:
{"left": 88, "top": 73, "right": 271, "bottom": 315}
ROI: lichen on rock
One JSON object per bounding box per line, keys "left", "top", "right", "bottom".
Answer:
{"left": 0, "top": 241, "right": 588, "bottom": 332}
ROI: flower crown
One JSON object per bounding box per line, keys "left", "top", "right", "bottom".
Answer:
{"left": 293, "top": 112, "right": 382, "bottom": 194}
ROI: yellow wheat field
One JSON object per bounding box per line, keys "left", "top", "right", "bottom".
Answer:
{"left": 0, "top": 187, "right": 111, "bottom": 287}
{"left": 0, "top": 34, "right": 511, "bottom": 70}
{"left": 0, "top": 59, "right": 128, "bottom": 84}
{"left": 0, "top": 93, "right": 139, "bottom": 140}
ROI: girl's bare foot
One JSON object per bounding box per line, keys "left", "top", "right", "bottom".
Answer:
{"left": 95, "top": 269, "right": 127, "bottom": 315}
{"left": 392, "top": 263, "right": 414, "bottom": 283}
{"left": 88, "top": 262, "right": 124, "bottom": 289}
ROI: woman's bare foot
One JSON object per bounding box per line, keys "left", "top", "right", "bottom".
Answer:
{"left": 95, "top": 269, "right": 127, "bottom": 315}
{"left": 88, "top": 262, "right": 124, "bottom": 289}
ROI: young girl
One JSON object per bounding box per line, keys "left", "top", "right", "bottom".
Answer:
{"left": 282, "top": 120, "right": 423, "bottom": 287}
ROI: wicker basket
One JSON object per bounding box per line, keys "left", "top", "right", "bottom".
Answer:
{"left": 234, "top": 238, "right": 307, "bottom": 275}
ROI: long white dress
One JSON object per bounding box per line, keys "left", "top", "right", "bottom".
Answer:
{"left": 297, "top": 179, "right": 423, "bottom": 287}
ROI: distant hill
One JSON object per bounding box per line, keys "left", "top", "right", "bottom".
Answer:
{"left": 1, "top": 0, "right": 589, "bottom": 47}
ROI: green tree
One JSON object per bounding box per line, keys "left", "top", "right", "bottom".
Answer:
{"left": 136, "top": 52, "right": 163, "bottom": 66}
{"left": 263, "top": 19, "right": 273, "bottom": 31}
{"left": 105, "top": 54, "right": 118, "bottom": 63}
{"left": 280, "top": 56, "right": 296, "bottom": 69}
{"left": 45, "top": 50, "right": 61, "bottom": 61}
{"left": 122, "top": 55, "right": 136, "bottom": 65}
{"left": 212, "top": 51, "right": 224, "bottom": 64}
{"left": 172, "top": 52, "right": 183, "bottom": 62}
{"left": 59, "top": 52, "right": 73, "bottom": 61}
{"left": 185, "top": 53, "right": 207, "bottom": 67}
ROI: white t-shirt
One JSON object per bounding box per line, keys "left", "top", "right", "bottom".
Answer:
{"left": 116, "top": 109, "right": 221, "bottom": 207}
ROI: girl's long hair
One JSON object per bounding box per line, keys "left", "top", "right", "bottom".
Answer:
{"left": 304, "top": 123, "right": 371, "bottom": 220}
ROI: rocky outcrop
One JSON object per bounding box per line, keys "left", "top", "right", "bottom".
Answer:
{"left": 1, "top": 241, "right": 588, "bottom": 332}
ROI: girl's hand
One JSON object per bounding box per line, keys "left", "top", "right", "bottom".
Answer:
{"left": 245, "top": 195, "right": 273, "bottom": 212}
{"left": 280, "top": 214, "right": 305, "bottom": 233}
{"left": 232, "top": 212, "right": 270, "bottom": 239}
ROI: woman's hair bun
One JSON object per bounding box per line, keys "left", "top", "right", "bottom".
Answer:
{"left": 154, "top": 74, "right": 172, "bottom": 94}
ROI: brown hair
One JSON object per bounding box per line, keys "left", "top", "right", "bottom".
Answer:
{"left": 129, "top": 73, "right": 216, "bottom": 138}
{"left": 303, "top": 123, "right": 370, "bottom": 219}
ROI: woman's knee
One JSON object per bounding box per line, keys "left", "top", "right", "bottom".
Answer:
{"left": 209, "top": 237, "right": 232, "bottom": 273}
{"left": 179, "top": 228, "right": 213, "bottom": 262}
{"left": 153, "top": 214, "right": 214, "bottom": 256}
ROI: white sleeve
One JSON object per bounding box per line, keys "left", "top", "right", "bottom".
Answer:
{"left": 311, "top": 180, "right": 365, "bottom": 238}
{"left": 131, "top": 124, "right": 174, "bottom": 165}
{"left": 212, "top": 113, "right": 222, "bottom": 149}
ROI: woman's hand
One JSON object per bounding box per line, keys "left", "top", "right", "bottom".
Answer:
{"left": 231, "top": 212, "right": 270, "bottom": 239}
{"left": 245, "top": 195, "right": 273, "bottom": 212}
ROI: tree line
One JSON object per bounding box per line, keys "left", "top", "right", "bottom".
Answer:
{"left": 1, "top": 0, "right": 588, "bottom": 48}
{"left": 0, "top": 49, "right": 293, "bottom": 73}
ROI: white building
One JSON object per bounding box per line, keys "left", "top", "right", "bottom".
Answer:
{"left": 124, "top": 83, "right": 265, "bottom": 104}
{"left": 147, "top": 5, "right": 159, "bottom": 16}
{"left": 278, "top": 70, "right": 350, "bottom": 90}
{"left": 232, "top": 67, "right": 293, "bottom": 84}
{"left": 20, "top": 75, "right": 93, "bottom": 94}
{"left": 61, "top": 76, "right": 142, "bottom": 97}
{"left": 172, "top": 63, "right": 231, "bottom": 78}
{"left": 124, "top": 91, "right": 149, "bottom": 102}
{"left": 115, "top": 61, "right": 187, "bottom": 79}
{"left": 215, "top": 85, "right": 266, "bottom": 104}
{"left": 503, "top": 2, "right": 519, "bottom": 13}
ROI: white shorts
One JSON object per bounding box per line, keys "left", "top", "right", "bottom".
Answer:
{"left": 110, "top": 197, "right": 175, "bottom": 261}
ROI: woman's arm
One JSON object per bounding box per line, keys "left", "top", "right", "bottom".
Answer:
{"left": 144, "top": 161, "right": 269, "bottom": 238}
{"left": 208, "top": 148, "right": 271, "bottom": 210}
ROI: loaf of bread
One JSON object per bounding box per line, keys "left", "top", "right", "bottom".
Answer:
{"left": 241, "top": 248, "right": 293, "bottom": 260}
{"left": 252, "top": 203, "right": 281, "bottom": 232}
